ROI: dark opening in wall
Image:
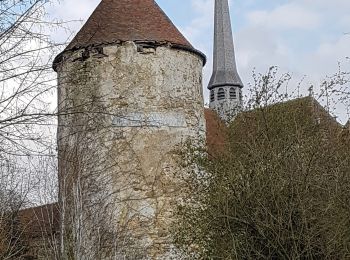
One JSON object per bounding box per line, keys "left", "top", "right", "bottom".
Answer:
{"left": 217, "top": 88, "right": 225, "bottom": 100}
{"left": 229, "top": 88, "right": 237, "bottom": 99}
{"left": 210, "top": 90, "right": 215, "bottom": 102}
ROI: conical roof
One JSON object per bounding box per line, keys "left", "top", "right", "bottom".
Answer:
{"left": 65, "top": 0, "right": 192, "bottom": 51}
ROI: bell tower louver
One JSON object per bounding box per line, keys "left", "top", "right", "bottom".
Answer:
{"left": 208, "top": 0, "right": 243, "bottom": 122}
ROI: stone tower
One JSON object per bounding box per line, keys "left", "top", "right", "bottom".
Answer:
{"left": 208, "top": 0, "right": 243, "bottom": 122}
{"left": 53, "top": 0, "right": 206, "bottom": 259}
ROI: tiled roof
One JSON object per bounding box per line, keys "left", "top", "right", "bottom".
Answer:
{"left": 204, "top": 108, "right": 228, "bottom": 155}
{"left": 18, "top": 203, "right": 59, "bottom": 239}
{"left": 230, "top": 97, "right": 342, "bottom": 147}
{"left": 66, "top": 0, "right": 192, "bottom": 51}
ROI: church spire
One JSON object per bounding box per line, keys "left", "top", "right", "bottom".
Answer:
{"left": 208, "top": 0, "right": 243, "bottom": 122}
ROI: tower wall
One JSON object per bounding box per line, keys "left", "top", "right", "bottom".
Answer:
{"left": 209, "top": 86, "right": 242, "bottom": 122}
{"left": 56, "top": 42, "right": 205, "bottom": 259}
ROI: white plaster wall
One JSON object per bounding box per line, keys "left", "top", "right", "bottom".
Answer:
{"left": 56, "top": 42, "right": 205, "bottom": 259}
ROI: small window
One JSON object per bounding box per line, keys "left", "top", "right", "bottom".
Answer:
{"left": 239, "top": 90, "right": 243, "bottom": 101}
{"left": 229, "top": 88, "right": 237, "bottom": 99}
{"left": 210, "top": 90, "right": 215, "bottom": 102}
{"left": 217, "top": 88, "right": 225, "bottom": 100}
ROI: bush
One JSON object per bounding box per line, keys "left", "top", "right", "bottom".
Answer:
{"left": 176, "top": 97, "right": 350, "bottom": 259}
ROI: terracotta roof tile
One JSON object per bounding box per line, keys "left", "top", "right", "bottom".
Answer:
{"left": 18, "top": 203, "right": 59, "bottom": 239}
{"left": 204, "top": 108, "right": 228, "bottom": 155}
{"left": 66, "top": 0, "right": 192, "bottom": 51}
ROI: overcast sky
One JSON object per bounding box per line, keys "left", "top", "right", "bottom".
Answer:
{"left": 49, "top": 0, "right": 350, "bottom": 122}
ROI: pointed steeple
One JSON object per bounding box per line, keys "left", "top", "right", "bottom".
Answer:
{"left": 208, "top": 0, "right": 243, "bottom": 122}
{"left": 66, "top": 0, "right": 192, "bottom": 51}
{"left": 208, "top": 0, "right": 243, "bottom": 89}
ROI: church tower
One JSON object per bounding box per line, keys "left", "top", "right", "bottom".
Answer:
{"left": 208, "top": 0, "right": 243, "bottom": 122}
{"left": 53, "top": 0, "right": 206, "bottom": 258}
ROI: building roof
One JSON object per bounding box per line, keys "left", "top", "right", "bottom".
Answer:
{"left": 204, "top": 97, "right": 343, "bottom": 156}
{"left": 53, "top": 0, "right": 206, "bottom": 69}
{"left": 204, "top": 108, "right": 228, "bottom": 155}
{"left": 66, "top": 0, "right": 192, "bottom": 51}
{"left": 230, "top": 97, "right": 343, "bottom": 147}
{"left": 18, "top": 203, "right": 59, "bottom": 239}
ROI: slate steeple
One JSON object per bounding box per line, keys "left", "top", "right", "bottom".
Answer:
{"left": 208, "top": 0, "right": 243, "bottom": 122}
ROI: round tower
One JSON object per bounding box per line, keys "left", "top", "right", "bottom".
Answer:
{"left": 54, "top": 0, "right": 206, "bottom": 259}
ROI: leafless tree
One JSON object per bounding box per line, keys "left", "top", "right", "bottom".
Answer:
{"left": 175, "top": 67, "right": 350, "bottom": 259}
{"left": 0, "top": 0, "right": 65, "bottom": 158}
{"left": 0, "top": 0, "right": 68, "bottom": 258}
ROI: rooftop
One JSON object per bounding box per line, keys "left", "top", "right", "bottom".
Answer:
{"left": 66, "top": 0, "right": 192, "bottom": 51}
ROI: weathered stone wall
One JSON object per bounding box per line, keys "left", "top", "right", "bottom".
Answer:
{"left": 56, "top": 42, "right": 205, "bottom": 259}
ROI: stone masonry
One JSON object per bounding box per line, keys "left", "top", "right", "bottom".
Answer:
{"left": 56, "top": 41, "right": 205, "bottom": 259}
